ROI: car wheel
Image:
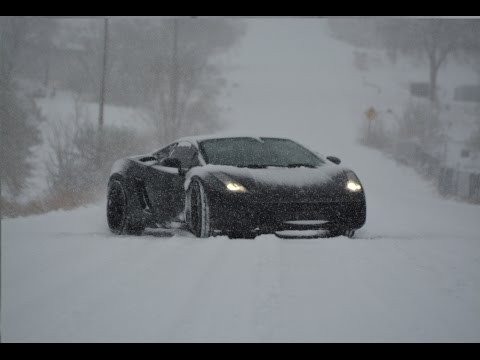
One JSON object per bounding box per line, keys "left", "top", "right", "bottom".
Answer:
{"left": 187, "top": 179, "right": 212, "bottom": 238}
{"left": 344, "top": 229, "right": 356, "bottom": 238}
{"left": 107, "top": 179, "right": 144, "bottom": 235}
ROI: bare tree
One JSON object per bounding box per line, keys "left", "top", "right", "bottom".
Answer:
{"left": 398, "top": 100, "right": 445, "bottom": 151}
{"left": 0, "top": 18, "right": 43, "bottom": 198}
{"left": 0, "top": 18, "right": 28, "bottom": 82}
{"left": 52, "top": 17, "right": 245, "bottom": 142}
{"left": 327, "top": 18, "right": 384, "bottom": 49}
{"left": 377, "top": 19, "right": 476, "bottom": 105}
{"left": 144, "top": 18, "right": 246, "bottom": 143}
{"left": 45, "top": 93, "right": 151, "bottom": 208}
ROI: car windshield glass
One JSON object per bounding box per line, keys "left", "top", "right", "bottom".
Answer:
{"left": 199, "top": 137, "right": 324, "bottom": 167}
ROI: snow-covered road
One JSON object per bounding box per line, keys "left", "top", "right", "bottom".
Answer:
{"left": 3, "top": 143, "right": 480, "bottom": 342}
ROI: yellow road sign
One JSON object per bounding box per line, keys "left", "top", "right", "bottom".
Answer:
{"left": 365, "top": 107, "right": 377, "bottom": 121}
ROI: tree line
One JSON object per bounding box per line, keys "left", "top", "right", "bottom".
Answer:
{"left": 0, "top": 17, "right": 245, "bottom": 214}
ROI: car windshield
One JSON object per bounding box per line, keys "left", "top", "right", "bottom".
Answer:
{"left": 199, "top": 137, "right": 324, "bottom": 167}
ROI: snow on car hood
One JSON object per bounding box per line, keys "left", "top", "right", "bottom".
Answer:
{"left": 185, "top": 164, "right": 348, "bottom": 191}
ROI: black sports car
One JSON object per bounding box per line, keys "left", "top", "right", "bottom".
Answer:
{"left": 107, "top": 136, "right": 366, "bottom": 239}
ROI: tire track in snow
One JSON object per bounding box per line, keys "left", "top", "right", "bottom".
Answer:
{"left": 162, "top": 237, "right": 235, "bottom": 341}
{"left": 3, "top": 229, "right": 215, "bottom": 342}
{"left": 332, "top": 239, "right": 480, "bottom": 342}
{"left": 165, "top": 235, "right": 283, "bottom": 342}
{"left": 252, "top": 235, "right": 283, "bottom": 341}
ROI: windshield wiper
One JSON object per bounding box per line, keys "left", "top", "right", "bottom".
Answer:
{"left": 286, "top": 163, "right": 316, "bottom": 168}
{"left": 236, "top": 164, "right": 316, "bottom": 169}
{"left": 237, "top": 164, "right": 268, "bottom": 168}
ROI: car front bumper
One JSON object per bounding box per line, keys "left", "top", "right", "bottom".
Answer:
{"left": 207, "top": 190, "right": 366, "bottom": 234}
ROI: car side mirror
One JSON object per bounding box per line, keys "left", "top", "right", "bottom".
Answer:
{"left": 326, "top": 156, "right": 341, "bottom": 165}
{"left": 160, "top": 158, "right": 186, "bottom": 176}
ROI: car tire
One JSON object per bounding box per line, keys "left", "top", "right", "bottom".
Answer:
{"left": 344, "top": 229, "right": 356, "bottom": 238}
{"left": 186, "top": 179, "right": 212, "bottom": 238}
{"left": 107, "top": 179, "right": 145, "bottom": 235}
{"left": 329, "top": 228, "right": 355, "bottom": 238}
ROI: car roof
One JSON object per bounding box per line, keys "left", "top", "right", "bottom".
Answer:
{"left": 176, "top": 134, "right": 290, "bottom": 146}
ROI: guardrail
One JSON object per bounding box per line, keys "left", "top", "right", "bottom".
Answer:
{"left": 390, "top": 142, "right": 480, "bottom": 204}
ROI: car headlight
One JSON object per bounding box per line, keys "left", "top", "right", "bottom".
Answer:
{"left": 346, "top": 180, "right": 362, "bottom": 192}
{"left": 213, "top": 173, "right": 248, "bottom": 193}
{"left": 345, "top": 171, "right": 362, "bottom": 192}
{"left": 225, "top": 182, "right": 247, "bottom": 192}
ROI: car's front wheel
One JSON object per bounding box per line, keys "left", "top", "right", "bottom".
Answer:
{"left": 186, "top": 179, "right": 212, "bottom": 238}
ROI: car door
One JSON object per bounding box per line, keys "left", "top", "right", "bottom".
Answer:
{"left": 167, "top": 142, "right": 201, "bottom": 217}
{"left": 141, "top": 143, "right": 178, "bottom": 223}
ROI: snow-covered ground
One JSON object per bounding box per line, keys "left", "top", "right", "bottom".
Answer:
{"left": 3, "top": 144, "right": 480, "bottom": 342}
{"left": 2, "top": 19, "right": 480, "bottom": 342}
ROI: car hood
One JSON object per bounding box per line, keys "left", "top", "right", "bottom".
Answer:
{"left": 188, "top": 164, "right": 351, "bottom": 202}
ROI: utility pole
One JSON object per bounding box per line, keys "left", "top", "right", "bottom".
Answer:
{"left": 0, "top": 28, "right": 3, "bottom": 344}
{"left": 98, "top": 18, "right": 109, "bottom": 130}
{"left": 96, "top": 18, "right": 109, "bottom": 168}
{"left": 170, "top": 18, "right": 179, "bottom": 139}
{"left": 44, "top": 44, "right": 51, "bottom": 90}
